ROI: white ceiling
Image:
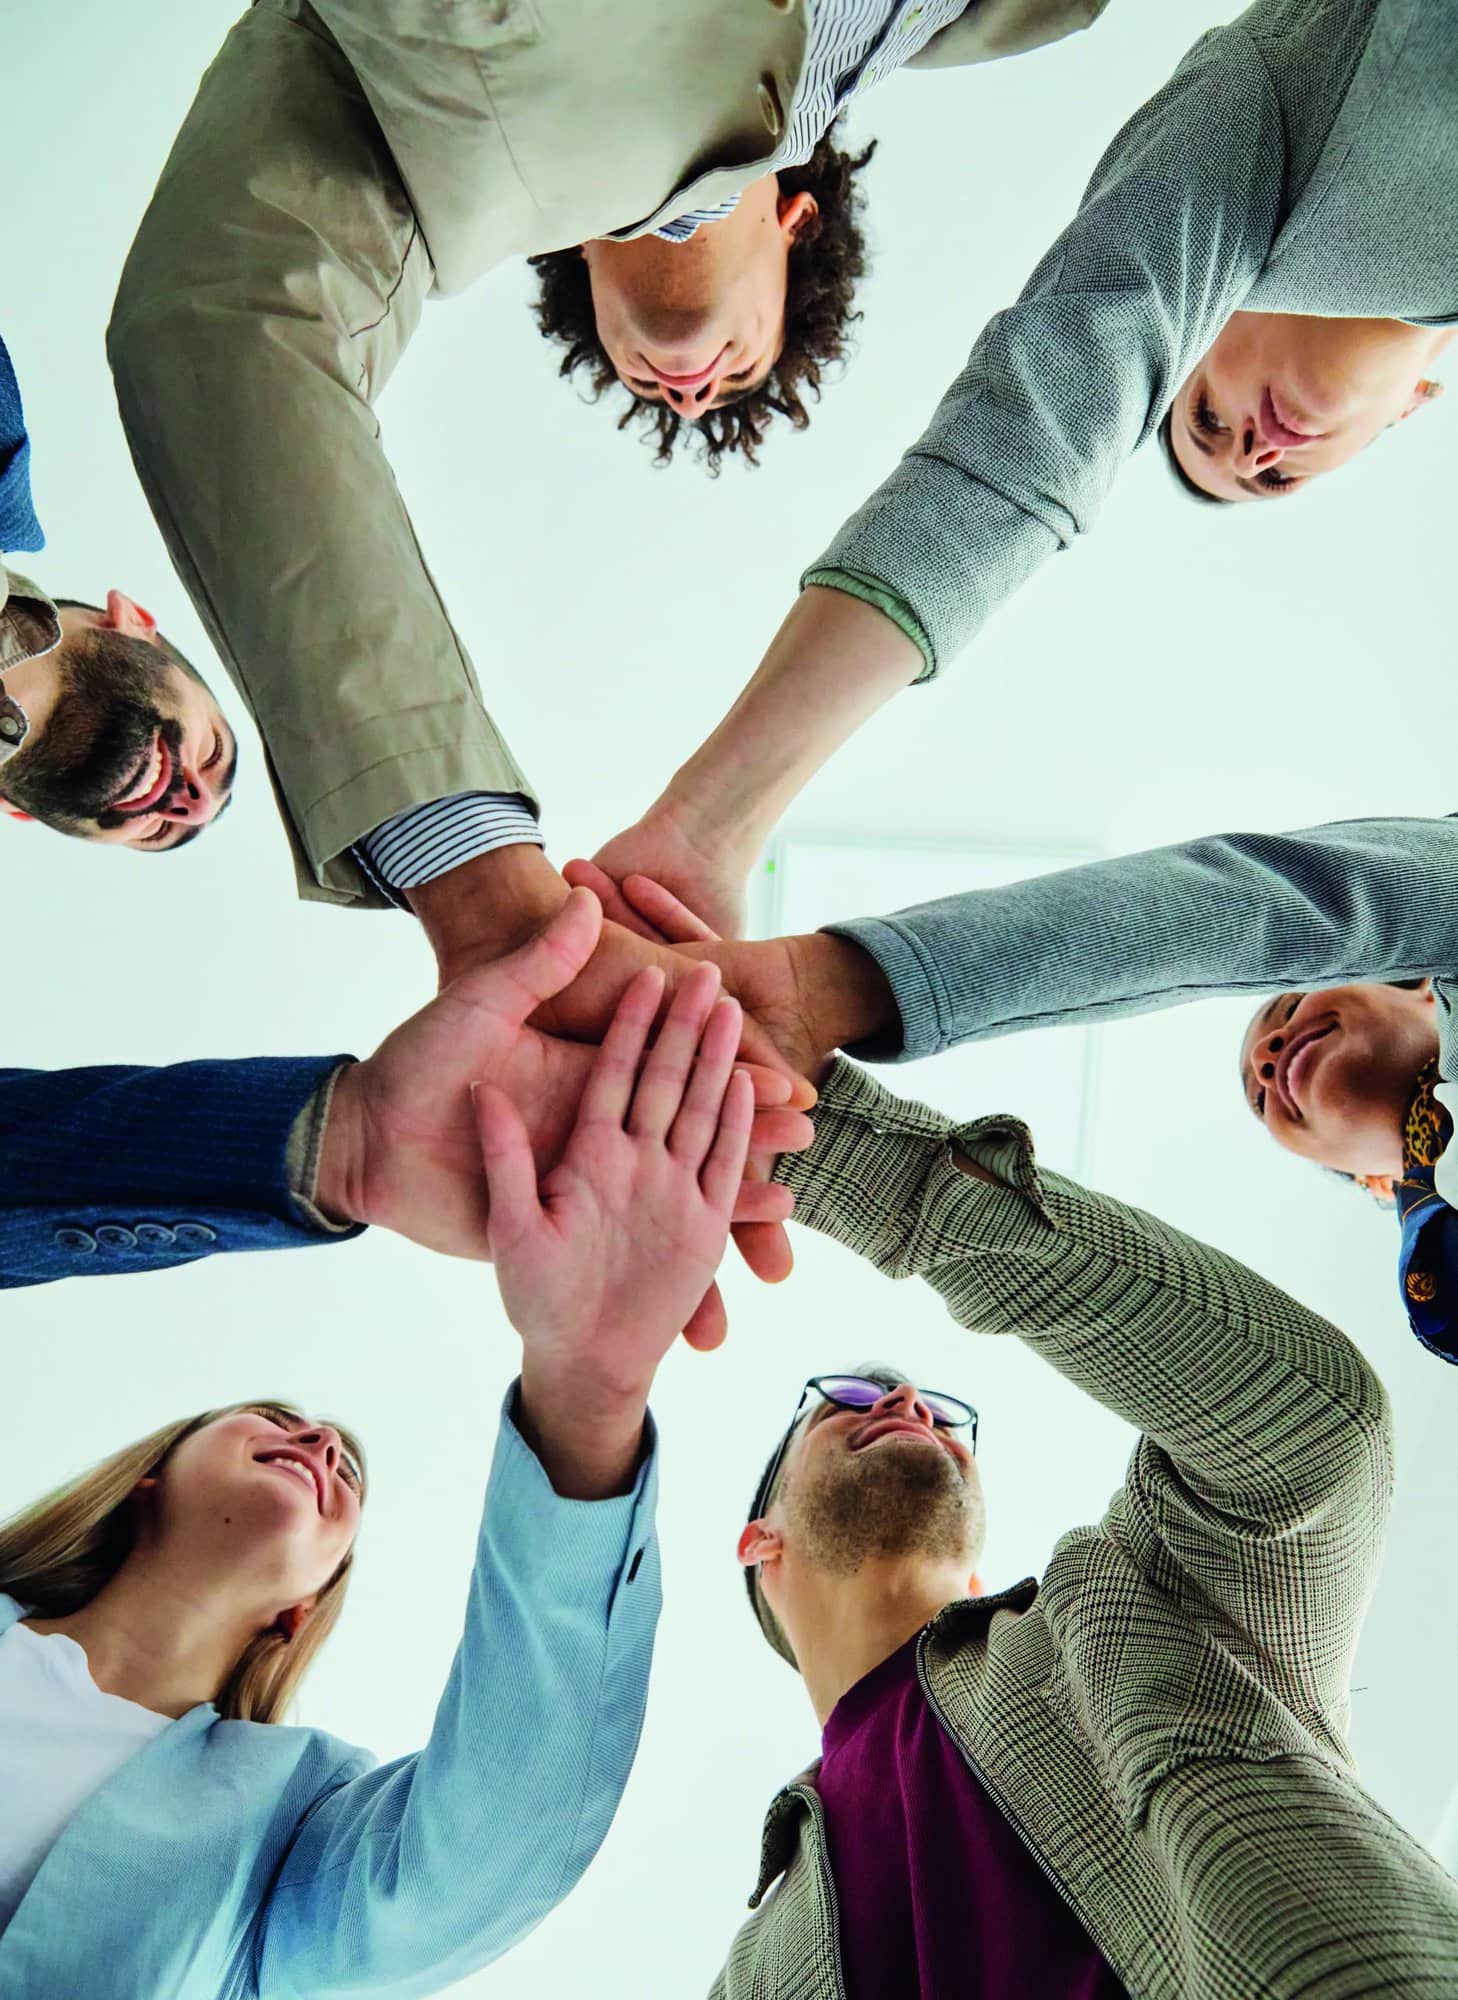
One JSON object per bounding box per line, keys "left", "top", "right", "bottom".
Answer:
{"left": 7, "top": 0, "right": 1457, "bottom": 1989}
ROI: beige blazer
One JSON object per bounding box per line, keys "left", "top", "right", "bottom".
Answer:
{"left": 109, "top": 0, "right": 1105, "bottom": 906}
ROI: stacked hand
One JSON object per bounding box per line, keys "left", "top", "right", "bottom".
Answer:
{"left": 317, "top": 891, "right": 812, "bottom": 1300}
{"left": 476, "top": 964, "right": 755, "bottom": 1497}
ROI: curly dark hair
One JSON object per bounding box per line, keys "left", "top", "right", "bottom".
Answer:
{"left": 529, "top": 128, "right": 878, "bottom": 473}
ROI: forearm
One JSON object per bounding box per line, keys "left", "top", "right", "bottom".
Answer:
{"left": 108, "top": 4, "right": 533, "bottom": 908}
{"left": 775, "top": 1060, "right": 1388, "bottom": 1510}
{"left": 658, "top": 587, "right": 922, "bottom": 861}
{"left": 407, "top": 843, "right": 570, "bottom": 977}
{"left": 829, "top": 815, "right": 1458, "bottom": 1061}
{"left": 516, "top": 1360, "right": 649, "bottom": 1500}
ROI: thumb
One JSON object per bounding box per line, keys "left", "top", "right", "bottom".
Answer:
{"left": 452, "top": 885, "right": 604, "bottom": 1028}
{"left": 472, "top": 1082, "right": 544, "bottom": 1246}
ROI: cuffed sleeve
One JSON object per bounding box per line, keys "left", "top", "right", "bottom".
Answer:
{"left": 827, "top": 814, "right": 1458, "bottom": 1062}
{"left": 812, "top": 27, "right": 1282, "bottom": 672}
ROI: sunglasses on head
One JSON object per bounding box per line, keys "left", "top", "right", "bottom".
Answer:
{"left": 749, "top": 1373, "right": 978, "bottom": 1525}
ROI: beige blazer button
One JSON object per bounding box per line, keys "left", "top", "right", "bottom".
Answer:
{"left": 757, "top": 79, "right": 784, "bottom": 137}
{"left": 767, "top": 0, "right": 796, "bottom": 11}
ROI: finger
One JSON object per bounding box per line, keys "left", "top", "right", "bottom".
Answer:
{"left": 731, "top": 1178, "right": 795, "bottom": 1223}
{"left": 733, "top": 1009, "right": 818, "bottom": 1109}
{"left": 747, "top": 1106, "right": 815, "bottom": 1156}
{"left": 622, "top": 874, "right": 721, "bottom": 945}
{"left": 668, "top": 996, "right": 745, "bottom": 1172}
{"left": 700, "top": 1067, "right": 755, "bottom": 1215}
{"left": 562, "top": 858, "right": 671, "bottom": 943}
{"left": 731, "top": 1219, "right": 795, "bottom": 1284}
{"left": 628, "top": 962, "right": 723, "bottom": 1139}
{"left": 577, "top": 964, "right": 665, "bottom": 1130}
{"left": 681, "top": 1281, "right": 729, "bottom": 1353}
{"left": 740, "top": 1062, "right": 793, "bottom": 1107}
{"left": 472, "top": 1083, "right": 543, "bottom": 1246}
{"left": 452, "top": 886, "right": 603, "bottom": 1028}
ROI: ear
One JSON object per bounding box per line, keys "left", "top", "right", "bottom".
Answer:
{"left": 737, "top": 1520, "right": 782, "bottom": 1570}
{"left": 104, "top": 590, "right": 160, "bottom": 644}
{"left": 775, "top": 190, "right": 818, "bottom": 246}
{"left": 0, "top": 800, "right": 33, "bottom": 823}
{"left": 274, "top": 1599, "right": 316, "bottom": 1644}
{"left": 1398, "top": 379, "right": 1445, "bottom": 422}
{"left": 967, "top": 1571, "right": 984, "bottom": 1599}
{"left": 1355, "top": 1173, "right": 1397, "bottom": 1204}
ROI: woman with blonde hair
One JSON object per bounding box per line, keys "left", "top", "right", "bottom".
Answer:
{"left": 0, "top": 951, "right": 763, "bottom": 1997}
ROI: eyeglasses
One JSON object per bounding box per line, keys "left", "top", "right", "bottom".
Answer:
{"left": 748, "top": 1373, "right": 978, "bottom": 1525}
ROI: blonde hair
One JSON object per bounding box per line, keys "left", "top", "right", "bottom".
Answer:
{"left": 0, "top": 1401, "right": 366, "bottom": 1724}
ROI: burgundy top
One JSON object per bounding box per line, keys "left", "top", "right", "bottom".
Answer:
{"left": 816, "top": 1635, "right": 1126, "bottom": 1999}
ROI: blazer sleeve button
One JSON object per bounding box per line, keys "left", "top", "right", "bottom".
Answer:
{"left": 172, "top": 1221, "right": 219, "bottom": 1247}
{"left": 133, "top": 1222, "right": 177, "bottom": 1248}
{"left": 94, "top": 1225, "right": 138, "bottom": 1251}
{"left": 53, "top": 1227, "right": 97, "bottom": 1254}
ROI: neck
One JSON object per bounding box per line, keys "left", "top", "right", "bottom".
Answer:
{"left": 22, "top": 1551, "right": 269, "bottom": 1719}
{"left": 783, "top": 1557, "right": 974, "bottom": 1726}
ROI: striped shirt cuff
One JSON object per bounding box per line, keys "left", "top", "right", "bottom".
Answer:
{"left": 359, "top": 791, "right": 543, "bottom": 892}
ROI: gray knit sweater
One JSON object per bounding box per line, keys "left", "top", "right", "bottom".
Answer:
{"left": 811, "top": 0, "right": 1457, "bottom": 670}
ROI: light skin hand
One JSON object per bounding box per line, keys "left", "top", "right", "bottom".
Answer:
{"left": 569, "top": 586, "right": 922, "bottom": 945}
{"left": 559, "top": 861, "right": 897, "bottom": 1089}
{"left": 478, "top": 964, "right": 754, "bottom": 1499}
{"left": 314, "top": 888, "right": 806, "bottom": 1260}
{"left": 406, "top": 843, "right": 814, "bottom": 1104}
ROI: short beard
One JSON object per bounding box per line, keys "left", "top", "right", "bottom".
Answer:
{"left": 0, "top": 633, "right": 178, "bottom": 834}
{"left": 780, "top": 1438, "right": 984, "bottom": 1578}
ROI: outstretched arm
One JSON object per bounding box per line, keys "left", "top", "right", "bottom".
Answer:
{"left": 774, "top": 1059, "right": 1391, "bottom": 1736}
{"left": 586, "top": 24, "right": 1283, "bottom": 933}
{"left": 260, "top": 949, "right": 753, "bottom": 1996}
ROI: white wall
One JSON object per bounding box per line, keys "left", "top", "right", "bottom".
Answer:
{"left": 6, "top": 1, "right": 1456, "bottom": 1991}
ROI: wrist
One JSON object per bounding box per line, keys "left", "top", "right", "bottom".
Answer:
{"left": 794, "top": 931, "right": 898, "bottom": 1056}
{"left": 314, "top": 1062, "right": 366, "bottom": 1226}
{"left": 516, "top": 1363, "right": 650, "bottom": 1501}
{"left": 407, "top": 844, "right": 569, "bottom": 980}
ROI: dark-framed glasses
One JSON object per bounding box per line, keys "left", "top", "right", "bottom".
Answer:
{"left": 749, "top": 1373, "right": 978, "bottom": 1524}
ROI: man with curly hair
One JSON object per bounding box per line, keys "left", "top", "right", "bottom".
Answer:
{"left": 109, "top": 0, "right": 1108, "bottom": 1031}
{"left": 530, "top": 131, "right": 876, "bottom": 473}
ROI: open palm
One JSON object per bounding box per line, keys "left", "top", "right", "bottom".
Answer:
{"left": 477, "top": 961, "right": 754, "bottom": 1373}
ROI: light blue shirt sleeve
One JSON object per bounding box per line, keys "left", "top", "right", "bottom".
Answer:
{"left": 258, "top": 1386, "right": 661, "bottom": 1998}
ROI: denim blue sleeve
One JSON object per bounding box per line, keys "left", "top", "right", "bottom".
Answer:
{"left": 827, "top": 816, "right": 1458, "bottom": 1061}
{"left": 0, "top": 1056, "right": 360, "bottom": 1287}
{"left": 259, "top": 1390, "right": 661, "bottom": 1999}
{"left": 0, "top": 334, "right": 44, "bottom": 555}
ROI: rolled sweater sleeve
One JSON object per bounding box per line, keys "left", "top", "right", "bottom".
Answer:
{"left": 809, "top": 25, "right": 1283, "bottom": 672}
{"left": 828, "top": 813, "right": 1458, "bottom": 1061}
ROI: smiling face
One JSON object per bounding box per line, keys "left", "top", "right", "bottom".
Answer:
{"left": 1168, "top": 312, "right": 1449, "bottom": 503}
{"left": 0, "top": 594, "right": 235, "bottom": 850}
{"left": 143, "top": 1406, "right": 364, "bottom": 1628}
{"left": 580, "top": 176, "right": 817, "bottom": 419}
{"left": 1238, "top": 982, "right": 1440, "bottom": 1179}
{"left": 752, "top": 1384, "right": 980, "bottom": 1600}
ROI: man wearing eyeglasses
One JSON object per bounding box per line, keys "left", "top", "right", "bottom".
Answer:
{"left": 713, "top": 1055, "right": 1458, "bottom": 1997}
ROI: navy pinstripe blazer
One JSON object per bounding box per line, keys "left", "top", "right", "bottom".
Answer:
{"left": 0, "top": 1057, "right": 356, "bottom": 1288}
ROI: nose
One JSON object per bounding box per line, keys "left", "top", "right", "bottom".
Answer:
{"left": 292, "top": 1425, "right": 342, "bottom": 1475}
{"left": 1252, "top": 1026, "right": 1291, "bottom": 1098}
{"left": 1234, "top": 415, "right": 1287, "bottom": 475}
{"left": 160, "top": 757, "right": 224, "bottom": 826}
{"left": 871, "top": 1383, "right": 935, "bottom": 1431}
{"left": 658, "top": 368, "right": 727, "bottom": 412}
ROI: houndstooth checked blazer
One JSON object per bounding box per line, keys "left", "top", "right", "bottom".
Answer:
{"left": 713, "top": 1059, "right": 1458, "bottom": 1998}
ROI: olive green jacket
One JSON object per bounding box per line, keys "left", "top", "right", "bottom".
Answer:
{"left": 107, "top": 0, "right": 1103, "bottom": 906}
{"left": 716, "top": 1058, "right": 1458, "bottom": 1998}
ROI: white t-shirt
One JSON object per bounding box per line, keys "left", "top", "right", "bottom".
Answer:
{"left": 0, "top": 1597, "right": 171, "bottom": 1933}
